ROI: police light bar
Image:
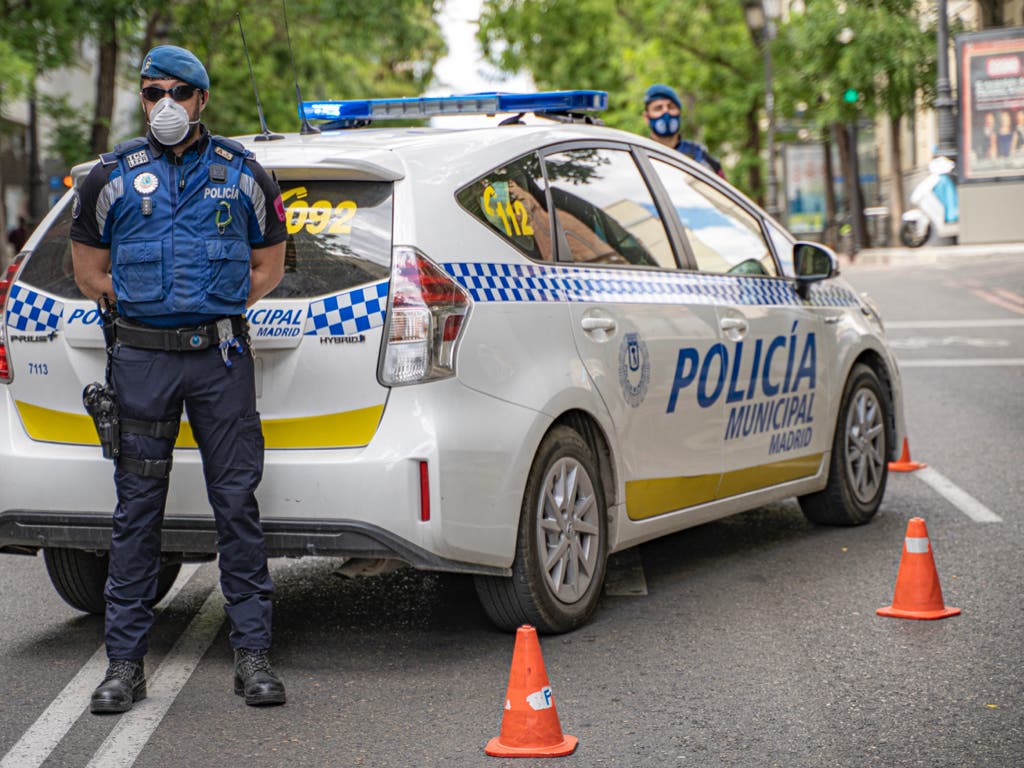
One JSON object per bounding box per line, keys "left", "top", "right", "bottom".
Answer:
{"left": 301, "top": 90, "right": 608, "bottom": 123}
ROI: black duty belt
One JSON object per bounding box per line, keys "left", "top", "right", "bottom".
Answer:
{"left": 114, "top": 316, "right": 247, "bottom": 352}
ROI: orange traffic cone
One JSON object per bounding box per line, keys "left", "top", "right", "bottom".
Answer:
{"left": 889, "top": 437, "right": 927, "bottom": 472}
{"left": 485, "top": 625, "right": 578, "bottom": 758}
{"left": 877, "top": 518, "right": 960, "bottom": 620}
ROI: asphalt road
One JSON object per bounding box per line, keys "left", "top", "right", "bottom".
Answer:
{"left": 1, "top": 253, "right": 1021, "bottom": 767}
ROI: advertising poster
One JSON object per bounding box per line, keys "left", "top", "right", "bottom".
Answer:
{"left": 957, "top": 27, "right": 1024, "bottom": 182}
{"left": 783, "top": 144, "right": 826, "bottom": 234}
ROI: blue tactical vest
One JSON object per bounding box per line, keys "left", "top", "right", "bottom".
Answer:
{"left": 104, "top": 134, "right": 255, "bottom": 325}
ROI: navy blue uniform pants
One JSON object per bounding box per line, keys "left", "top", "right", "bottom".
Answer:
{"left": 105, "top": 338, "right": 273, "bottom": 660}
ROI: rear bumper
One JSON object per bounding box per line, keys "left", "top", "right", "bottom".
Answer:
{"left": 0, "top": 377, "right": 548, "bottom": 572}
{"left": 0, "top": 511, "right": 509, "bottom": 576}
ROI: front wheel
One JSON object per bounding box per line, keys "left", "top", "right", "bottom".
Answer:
{"left": 43, "top": 548, "right": 182, "bottom": 614}
{"left": 799, "top": 364, "right": 890, "bottom": 526}
{"left": 475, "top": 425, "right": 608, "bottom": 633}
{"left": 899, "top": 217, "right": 929, "bottom": 248}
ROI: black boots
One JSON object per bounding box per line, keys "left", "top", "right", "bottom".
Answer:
{"left": 91, "top": 659, "right": 146, "bottom": 714}
{"left": 91, "top": 651, "right": 284, "bottom": 712}
{"left": 233, "top": 648, "right": 286, "bottom": 706}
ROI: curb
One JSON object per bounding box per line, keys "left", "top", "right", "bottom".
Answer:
{"left": 840, "top": 242, "right": 1024, "bottom": 268}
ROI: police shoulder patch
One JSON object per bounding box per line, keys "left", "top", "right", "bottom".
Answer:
{"left": 214, "top": 145, "right": 234, "bottom": 161}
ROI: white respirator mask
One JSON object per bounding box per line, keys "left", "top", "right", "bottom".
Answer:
{"left": 148, "top": 97, "right": 197, "bottom": 146}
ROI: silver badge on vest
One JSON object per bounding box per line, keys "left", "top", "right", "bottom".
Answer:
{"left": 134, "top": 173, "right": 159, "bottom": 194}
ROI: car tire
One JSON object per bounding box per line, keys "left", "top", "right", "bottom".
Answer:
{"left": 43, "top": 548, "right": 182, "bottom": 615}
{"left": 799, "top": 363, "right": 890, "bottom": 526}
{"left": 899, "top": 219, "right": 929, "bottom": 248}
{"left": 474, "top": 425, "right": 608, "bottom": 634}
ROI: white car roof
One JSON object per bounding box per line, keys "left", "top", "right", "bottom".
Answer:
{"left": 70, "top": 120, "right": 711, "bottom": 193}
{"left": 231, "top": 122, "right": 680, "bottom": 186}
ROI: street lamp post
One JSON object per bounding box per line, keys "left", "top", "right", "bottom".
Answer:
{"left": 934, "top": 0, "right": 957, "bottom": 163}
{"left": 744, "top": 0, "right": 781, "bottom": 219}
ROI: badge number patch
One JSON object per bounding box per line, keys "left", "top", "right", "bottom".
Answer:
{"left": 125, "top": 149, "right": 150, "bottom": 169}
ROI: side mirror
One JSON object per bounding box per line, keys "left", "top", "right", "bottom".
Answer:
{"left": 792, "top": 241, "right": 838, "bottom": 298}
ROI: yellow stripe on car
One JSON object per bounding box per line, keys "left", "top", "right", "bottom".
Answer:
{"left": 626, "top": 453, "right": 824, "bottom": 520}
{"left": 14, "top": 400, "right": 385, "bottom": 449}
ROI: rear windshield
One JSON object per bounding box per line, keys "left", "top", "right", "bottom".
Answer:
{"left": 17, "top": 180, "right": 393, "bottom": 299}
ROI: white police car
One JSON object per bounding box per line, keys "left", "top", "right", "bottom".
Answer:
{"left": 0, "top": 91, "right": 904, "bottom": 633}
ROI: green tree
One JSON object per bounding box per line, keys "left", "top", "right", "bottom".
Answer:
{"left": 151, "top": 0, "right": 447, "bottom": 137}
{"left": 0, "top": 0, "right": 92, "bottom": 218}
{"left": 776, "top": 0, "right": 937, "bottom": 247}
{"left": 478, "top": 0, "right": 767, "bottom": 197}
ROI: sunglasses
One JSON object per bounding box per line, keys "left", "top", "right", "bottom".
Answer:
{"left": 140, "top": 84, "right": 200, "bottom": 103}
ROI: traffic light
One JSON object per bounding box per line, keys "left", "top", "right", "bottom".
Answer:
{"left": 842, "top": 88, "right": 860, "bottom": 104}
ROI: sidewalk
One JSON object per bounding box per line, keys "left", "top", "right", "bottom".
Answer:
{"left": 840, "top": 240, "right": 1024, "bottom": 268}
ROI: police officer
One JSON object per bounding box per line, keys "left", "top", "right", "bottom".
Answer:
{"left": 642, "top": 83, "right": 724, "bottom": 177}
{"left": 70, "top": 45, "right": 288, "bottom": 713}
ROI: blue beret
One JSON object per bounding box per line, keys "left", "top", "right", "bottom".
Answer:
{"left": 140, "top": 45, "right": 210, "bottom": 90}
{"left": 645, "top": 83, "right": 681, "bottom": 109}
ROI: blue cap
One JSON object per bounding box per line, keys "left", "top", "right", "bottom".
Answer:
{"left": 140, "top": 45, "right": 210, "bottom": 90}
{"left": 644, "top": 83, "right": 681, "bottom": 109}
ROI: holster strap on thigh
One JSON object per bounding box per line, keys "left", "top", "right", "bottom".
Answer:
{"left": 121, "top": 418, "right": 180, "bottom": 440}
{"left": 118, "top": 455, "right": 173, "bottom": 478}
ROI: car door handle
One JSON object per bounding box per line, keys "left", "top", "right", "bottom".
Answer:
{"left": 719, "top": 317, "right": 748, "bottom": 333}
{"left": 824, "top": 315, "right": 842, "bottom": 325}
{"left": 581, "top": 316, "right": 617, "bottom": 332}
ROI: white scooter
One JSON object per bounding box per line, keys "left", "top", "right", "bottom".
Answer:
{"left": 899, "top": 156, "right": 959, "bottom": 247}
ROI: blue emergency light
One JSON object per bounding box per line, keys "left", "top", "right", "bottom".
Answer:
{"left": 300, "top": 90, "right": 608, "bottom": 126}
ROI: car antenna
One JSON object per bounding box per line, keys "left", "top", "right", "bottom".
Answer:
{"left": 283, "top": 0, "right": 319, "bottom": 134}
{"left": 236, "top": 12, "right": 283, "bottom": 141}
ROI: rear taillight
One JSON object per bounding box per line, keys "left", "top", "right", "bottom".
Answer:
{"left": 380, "top": 247, "right": 471, "bottom": 386}
{"left": 0, "top": 256, "right": 25, "bottom": 383}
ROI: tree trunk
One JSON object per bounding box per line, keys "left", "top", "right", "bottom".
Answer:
{"left": 888, "top": 114, "right": 905, "bottom": 247}
{"left": 746, "top": 104, "right": 763, "bottom": 207}
{"left": 91, "top": 17, "right": 118, "bottom": 154}
{"left": 831, "top": 123, "right": 852, "bottom": 254}
{"left": 822, "top": 136, "right": 837, "bottom": 250}
{"left": 27, "top": 78, "right": 46, "bottom": 222}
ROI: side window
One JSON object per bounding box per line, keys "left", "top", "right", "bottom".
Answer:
{"left": 543, "top": 148, "right": 675, "bottom": 268}
{"left": 650, "top": 158, "right": 778, "bottom": 277}
{"left": 766, "top": 220, "right": 796, "bottom": 277}
{"left": 17, "top": 202, "right": 83, "bottom": 299}
{"left": 456, "top": 154, "right": 554, "bottom": 261}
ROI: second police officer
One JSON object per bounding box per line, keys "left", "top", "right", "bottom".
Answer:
{"left": 70, "top": 45, "right": 288, "bottom": 713}
{"left": 642, "top": 83, "right": 725, "bottom": 177}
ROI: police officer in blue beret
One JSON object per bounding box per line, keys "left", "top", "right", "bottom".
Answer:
{"left": 643, "top": 83, "right": 724, "bottom": 177}
{"left": 70, "top": 44, "right": 288, "bottom": 713}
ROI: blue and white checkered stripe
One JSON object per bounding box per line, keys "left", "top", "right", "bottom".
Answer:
{"left": 306, "top": 280, "right": 389, "bottom": 336}
{"left": 442, "top": 262, "right": 859, "bottom": 308}
{"left": 5, "top": 285, "right": 64, "bottom": 332}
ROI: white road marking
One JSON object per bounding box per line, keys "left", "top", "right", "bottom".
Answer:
{"left": 889, "top": 336, "right": 1009, "bottom": 350}
{"left": 604, "top": 548, "right": 648, "bottom": 596}
{"left": 886, "top": 319, "right": 1024, "bottom": 329}
{"left": 915, "top": 466, "right": 1004, "bottom": 523}
{"left": 898, "top": 358, "right": 1024, "bottom": 368}
{"left": 85, "top": 586, "right": 226, "bottom": 768}
{"left": 0, "top": 564, "right": 202, "bottom": 768}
